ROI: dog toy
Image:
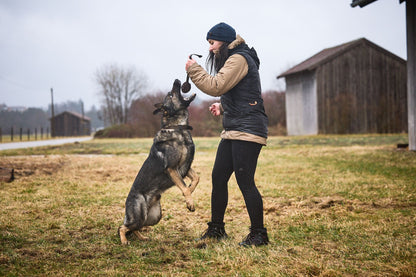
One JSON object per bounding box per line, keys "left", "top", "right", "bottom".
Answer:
{"left": 182, "top": 54, "right": 202, "bottom": 93}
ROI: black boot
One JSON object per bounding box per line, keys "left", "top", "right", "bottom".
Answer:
{"left": 199, "top": 222, "right": 228, "bottom": 241}
{"left": 239, "top": 227, "right": 269, "bottom": 247}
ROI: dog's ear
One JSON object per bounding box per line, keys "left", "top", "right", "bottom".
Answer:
{"left": 153, "top": 108, "right": 161, "bottom": 115}
{"left": 153, "top": 103, "right": 163, "bottom": 114}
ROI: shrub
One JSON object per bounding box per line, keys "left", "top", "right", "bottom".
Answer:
{"left": 94, "top": 124, "right": 136, "bottom": 138}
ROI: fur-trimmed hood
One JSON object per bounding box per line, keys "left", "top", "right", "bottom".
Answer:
{"left": 228, "top": 35, "right": 246, "bottom": 49}
{"left": 228, "top": 35, "right": 260, "bottom": 69}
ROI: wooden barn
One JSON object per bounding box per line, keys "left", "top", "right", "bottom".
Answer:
{"left": 278, "top": 38, "right": 407, "bottom": 136}
{"left": 51, "top": 111, "right": 91, "bottom": 137}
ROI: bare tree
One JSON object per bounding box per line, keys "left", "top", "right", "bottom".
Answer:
{"left": 95, "top": 64, "right": 147, "bottom": 125}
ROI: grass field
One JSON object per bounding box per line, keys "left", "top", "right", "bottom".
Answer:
{"left": 0, "top": 134, "right": 415, "bottom": 276}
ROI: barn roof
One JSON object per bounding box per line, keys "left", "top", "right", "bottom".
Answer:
{"left": 350, "top": 0, "right": 378, "bottom": 7}
{"left": 277, "top": 38, "right": 406, "bottom": 79}
{"left": 53, "top": 111, "right": 91, "bottom": 121}
{"left": 351, "top": 0, "right": 405, "bottom": 8}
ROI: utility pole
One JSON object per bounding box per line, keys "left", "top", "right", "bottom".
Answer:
{"left": 51, "top": 88, "right": 55, "bottom": 137}
{"left": 406, "top": 0, "right": 416, "bottom": 151}
{"left": 81, "top": 100, "right": 85, "bottom": 135}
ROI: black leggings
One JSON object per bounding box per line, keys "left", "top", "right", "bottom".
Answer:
{"left": 211, "top": 139, "right": 264, "bottom": 229}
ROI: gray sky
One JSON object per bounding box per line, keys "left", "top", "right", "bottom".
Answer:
{"left": 0, "top": 0, "right": 407, "bottom": 110}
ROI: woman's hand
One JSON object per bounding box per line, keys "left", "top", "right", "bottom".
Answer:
{"left": 185, "top": 58, "right": 196, "bottom": 71}
{"left": 209, "top": 103, "right": 221, "bottom": 116}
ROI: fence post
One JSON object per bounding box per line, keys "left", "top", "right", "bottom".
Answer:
{"left": 41, "top": 127, "right": 43, "bottom": 139}
{"left": 35, "top": 128, "right": 37, "bottom": 140}
{"left": 27, "top": 128, "right": 30, "bottom": 141}
{"left": 20, "top": 128, "right": 22, "bottom": 141}
{"left": 11, "top": 127, "right": 13, "bottom": 142}
{"left": 0, "top": 128, "right": 2, "bottom": 143}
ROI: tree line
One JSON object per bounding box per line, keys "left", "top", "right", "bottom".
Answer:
{"left": 0, "top": 90, "right": 286, "bottom": 138}
{"left": 0, "top": 101, "right": 102, "bottom": 135}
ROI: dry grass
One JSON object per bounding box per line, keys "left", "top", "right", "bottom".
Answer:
{"left": 0, "top": 135, "right": 415, "bottom": 276}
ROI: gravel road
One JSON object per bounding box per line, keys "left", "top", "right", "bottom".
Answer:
{"left": 0, "top": 137, "right": 93, "bottom": 151}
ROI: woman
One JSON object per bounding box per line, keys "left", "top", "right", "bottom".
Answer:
{"left": 185, "top": 22, "right": 269, "bottom": 246}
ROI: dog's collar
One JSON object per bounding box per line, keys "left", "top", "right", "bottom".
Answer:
{"left": 162, "top": 125, "right": 193, "bottom": 131}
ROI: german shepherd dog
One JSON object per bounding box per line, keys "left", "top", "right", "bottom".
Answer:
{"left": 118, "top": 79, "right": 199, "bottom": 245}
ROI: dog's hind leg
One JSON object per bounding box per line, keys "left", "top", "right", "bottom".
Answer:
{"left": 167, "top": 168, "right": 195, "bottom": 212}
{"left": 120, "top": 194, "right": 149, "bottom": 244}
{"left": 133, "top": 230, "right": 148, "bottom": 241}
{"left": 130, "top": 195, "right": 161, "bottom": 241}
{"left": 144, "top": 195, "right": 162, "bottom": 226}
{"left": 119, "top": 224, "right": 149, "bottom": 244}
{"left": 118, "top": 225, "right": 130, "bottom": 245}
{"left": 186, "top": 168, "right": 200, "bottom": 193}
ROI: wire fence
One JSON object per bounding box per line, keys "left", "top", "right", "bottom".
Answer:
{"left": 0, "top": 127, "right": 50, "bottom": 143}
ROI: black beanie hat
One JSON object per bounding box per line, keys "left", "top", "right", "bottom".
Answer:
{"left": 206, "top": 22, "right": 236, "bottom": 43}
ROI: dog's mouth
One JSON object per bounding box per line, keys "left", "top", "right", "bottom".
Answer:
{"left": 173, "top": 79, "right": 196, "bottom": 105}
{"left": 184, "top": 93, "right": 196, "bottom": 103}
